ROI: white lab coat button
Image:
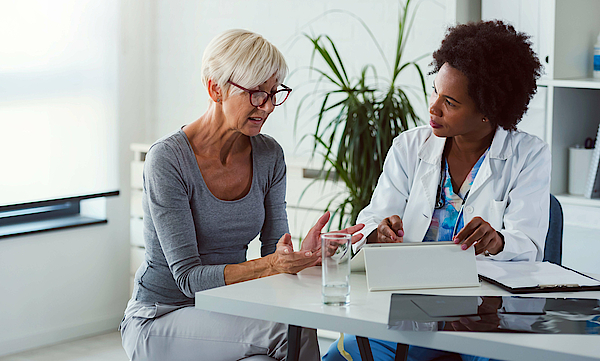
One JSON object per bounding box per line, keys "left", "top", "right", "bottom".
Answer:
{"left": 465, "top": 206, "right": 474, "bottom": 214}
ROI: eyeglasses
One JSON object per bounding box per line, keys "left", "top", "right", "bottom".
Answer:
{"left": 227, "top": 81, "right": 292, "bottom": 107}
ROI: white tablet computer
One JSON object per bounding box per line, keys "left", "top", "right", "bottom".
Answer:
{"left": 357, "top": 242, "right": 480, "bottom": 291}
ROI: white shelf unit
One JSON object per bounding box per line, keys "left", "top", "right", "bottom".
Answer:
{"left": 483, "top": 0, "right": 600, "bottom": 203}
{"left": 483, "top": 0, "right": 600, "bottom": 274}
{"left": 551, "top": 78, "right": 600, "bottom": 89}
{"left": 129, "top": 143, "right": 149, "bottom": 294}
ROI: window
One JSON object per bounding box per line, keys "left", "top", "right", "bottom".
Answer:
{"left": 0, "top": 0, "right": 119, "bottom": 207}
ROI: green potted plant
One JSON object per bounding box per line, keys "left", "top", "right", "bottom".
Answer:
{"left": 297, "top": 0, "right": 428, "bottom": 229}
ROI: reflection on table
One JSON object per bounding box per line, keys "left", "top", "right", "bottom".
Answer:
{"left": 389, "top": 294, "right": 600, "bottom": 335}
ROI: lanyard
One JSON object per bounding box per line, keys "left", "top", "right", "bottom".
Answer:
{"left": 451, "top": 189, "right": 470, "bottom": 239}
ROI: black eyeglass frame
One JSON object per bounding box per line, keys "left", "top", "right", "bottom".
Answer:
{"left": 227, "top": 81, "right": 292, "bottom": 107}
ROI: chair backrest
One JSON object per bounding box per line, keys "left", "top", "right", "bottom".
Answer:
{"left": 543, "top": 194, "right": 563, "bottom": 264}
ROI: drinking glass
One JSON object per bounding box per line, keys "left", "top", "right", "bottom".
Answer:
{"left": 321, "top": 233, "right": 351, "bottom": 305}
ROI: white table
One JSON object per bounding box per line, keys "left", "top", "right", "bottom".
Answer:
{"left": 195, "top": 267, "right": 600, "bottom": 361}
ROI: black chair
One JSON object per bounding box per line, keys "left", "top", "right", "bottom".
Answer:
{"left": 543, "top": 194, "right": 563, "bottom": 265}
{"left": 387, "top": 194, "right": 565, "bottom": 361}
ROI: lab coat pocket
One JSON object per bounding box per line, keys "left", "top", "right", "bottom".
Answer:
{"left": 489, "top": 200, "right": 506, "bottom": 230}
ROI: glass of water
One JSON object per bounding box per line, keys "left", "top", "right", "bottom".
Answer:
{"left": 321, "top": 232, "right": 351, "bottom": 305}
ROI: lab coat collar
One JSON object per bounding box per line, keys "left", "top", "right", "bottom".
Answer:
{"left": 469, "top": 127, "right": 512, "bottom": 195}
{"left": 418, "top": 132, "right": 445, "bottom": 165}
{"left": 418, "top": 126, "right": 512, "bottom": 163}
{"left": 488, "top": 127, "right": 512, "bottom": 160}
{"left": 417, "top": 126, "right": 513, "bottom": 202}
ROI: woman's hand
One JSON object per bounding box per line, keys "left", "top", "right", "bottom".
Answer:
{"left": 298, "top": 212, "right": 365, "bottom": 253}
{"left": 369, "top": 215, "right": 404, "bottom": 243}
{"left": 225, "top": 232, "right": 319, "bottom": 284}
{"left": 453, "top": 217, "right": 505, "bottom": 255}
{"left": 225, "top": 213, "right": 365, "bottom": 283}
{"left": 267, "top": 233, "right": 321, "bottom": 275}
{"left": 269, "top": 212, "right": 365, "bottom": 274}
{"left": 254, "top": 212, "right": 365, "bottom": 274}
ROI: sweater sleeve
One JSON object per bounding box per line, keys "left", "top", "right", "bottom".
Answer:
{"left": 144, "top": 143, "right": 225, "bottom": 297}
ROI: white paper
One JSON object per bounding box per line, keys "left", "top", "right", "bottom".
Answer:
{"left": 476, "top": 260, "right": 600, "bottom": 289}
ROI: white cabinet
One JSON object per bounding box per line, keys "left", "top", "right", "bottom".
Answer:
{"left": 129, "top": 143, "right": 150, "bottom": 294}
{"left": 483, "top": 0, "right": 600, "bottom": 274}
{"left": 561, "top": 203, "right": 600, "bottom": 273}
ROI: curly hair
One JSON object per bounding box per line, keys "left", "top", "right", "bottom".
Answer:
{"left": 431, "top": 20, "right": 542, "bottom": 130}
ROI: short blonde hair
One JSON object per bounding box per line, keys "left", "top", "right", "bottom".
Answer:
{"left": 201, "top": 29, "right": 288, "bottom": 95}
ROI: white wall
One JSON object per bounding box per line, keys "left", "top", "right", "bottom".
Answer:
{"left": 0, "top": 198, "right": 129, "bottom": 356}
{"left": 148, "top": 0, "right": 461, "bottom": 159}
{"left": 0, "top": 0, "right": 151, "bottom": 356}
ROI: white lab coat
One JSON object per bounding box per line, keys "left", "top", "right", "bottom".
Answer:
{"left": 355, "top": 125, "right": 550, "bottom": 261}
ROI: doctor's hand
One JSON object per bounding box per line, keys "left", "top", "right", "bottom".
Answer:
{"left": 453, "top": 217, "right": 505, "bottom": 256}
{"left": 369, "top": 215, "right": 404, "bottom": 243}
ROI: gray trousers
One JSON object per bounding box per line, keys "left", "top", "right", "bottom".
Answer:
{"left": 120, "top": 300, "right": 319, "bottom": 361}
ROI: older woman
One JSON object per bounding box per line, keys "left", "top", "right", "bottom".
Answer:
{"left": 119, "top": 29, "right": 363, "bottom": 361}
{"left": 324, "top": 20, "right": 547, "bottom": 361}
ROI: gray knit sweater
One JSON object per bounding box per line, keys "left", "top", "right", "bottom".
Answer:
{"left": 132, "top": 129, "right": 288, "bottom": 305}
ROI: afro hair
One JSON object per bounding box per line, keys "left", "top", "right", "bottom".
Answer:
{"left": 431, "top": 20, "right": 542, "bottom": 130}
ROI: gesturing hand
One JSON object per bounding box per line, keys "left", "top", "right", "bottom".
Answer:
{"left": 372, "top": 215, "right": 404, "bottom": 243}
{"left": 299, "top": 212, "right": 365, "bottom": 253}
{"left": 270, "top": 212, "right": 365, "bottom": 274}
{"left": 269, "top": 233, "right": 320, "bottom": 275}
{"left": 453, "top": 217, "right": 505, "bottom": 256}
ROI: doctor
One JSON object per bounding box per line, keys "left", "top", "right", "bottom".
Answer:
{"left": 324, "top": 20, "right": 548, "bottom": 361}
{"left": 355, "top": 23, "right": 549, "bottom": 262}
